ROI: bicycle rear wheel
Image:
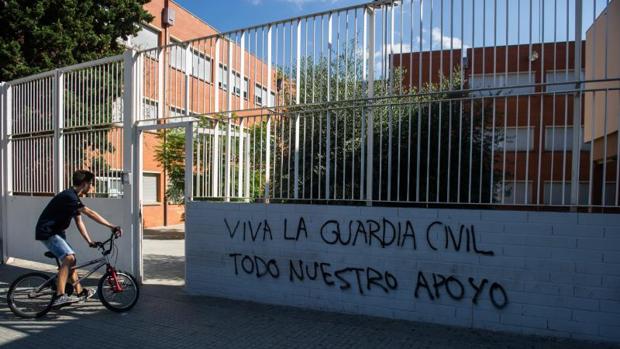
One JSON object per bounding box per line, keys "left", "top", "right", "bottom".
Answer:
{"left": 7, "top": 272, "right": 55, "bottom": 318}
{"left": 98, "top": 271, "right": 139, "bottom": 313}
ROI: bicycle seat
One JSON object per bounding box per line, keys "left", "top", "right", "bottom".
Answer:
{"left": 44, "top": 252, "right": 56, "bottom": 259}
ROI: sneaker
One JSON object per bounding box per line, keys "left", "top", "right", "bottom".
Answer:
{"left": 52, "top": 294, "right": 81, "bottom": 308}
{"left": 78, "top": 287, "right": 96, "bottom": 302}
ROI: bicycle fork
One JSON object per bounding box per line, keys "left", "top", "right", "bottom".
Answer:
{"left": 106, "top": 265, "right": 123, "bottom": 293}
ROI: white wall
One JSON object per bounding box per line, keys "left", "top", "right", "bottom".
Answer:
{"left": 186, "top": 202, "right": 620, "bottom": 343}
{"left": 5, "top": 196, "right": 133, "bottom": 272}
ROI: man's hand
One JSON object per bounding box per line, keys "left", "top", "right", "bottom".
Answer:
{"left": 89, "top": 241, "right": 103, "bottom": 248}
{"left": 111, "top": 226, "right": 122, "bottom": 238}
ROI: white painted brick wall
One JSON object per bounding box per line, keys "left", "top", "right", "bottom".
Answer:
{"left": 186, "top": 203, "right": 620, "bottom": 343}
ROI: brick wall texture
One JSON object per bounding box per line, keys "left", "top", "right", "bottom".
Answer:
{"left": 186, "top": 203, "right": 620, "bottom": 343}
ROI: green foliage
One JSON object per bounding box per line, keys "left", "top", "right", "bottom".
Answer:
{"left": 269, "top": 43, "right": 505, "bottom": 203}
{"left": 154, "top": 128, "right": 186, "bottom": 204}
{"left": 0, "top": 0, "right": 153, "bottom": 81}
{"left": 154, "top": 116, "right": 225, "bottom": 204}
{"left": 156, "top": 42, "right": 505, "bottom": 204}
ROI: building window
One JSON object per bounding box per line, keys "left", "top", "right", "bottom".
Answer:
{"left": 243, "top": 77, "right": 249, "bottom": 99}
{"left": 112, "top": 97, "right": 123, "bottom": 123}
{"left": 232, "top": 71, "right": 242, "bottom": 96}
{"left": 543, "top": 181, "right": 589, "bottom": 205}
{"left": 218, "top": 64, "right": 228, "bottom": 90}
{"left": 544, "top": 126, "right": 590, "bottom": 151}
{"left": 191, "top": 50, "right": 212, "bottom": 82}
{"left": 143, "top": 173, "right": 160, "bottom": 204}
{"left": 254, "top": 83, "right": 275, "bottom": 107}
{"left": 469, "top": 73, "right": 534, "bottom": 96}
{"left": 169, "top": 39, "right": 185, "bottom": 71}
{"left": 604, "top": 183, "right": 617, "bottom": 206}
{"left": 546, "top": 70, "right": 585, "bottom": 93}
{"left": 498, "top": 127, "right": 535, "bottom": 151}
{"left": 169, "top": 106, "right": 185, "bottom": 117}
{"left": 129, "top": 25, "right": 159, "bottom": 51}
{"left": 255, "top": 83, "right": 264, "bottom": 106}
{"left": 95, "top": 176, "right": 123, "bottom": 198}
{"left": 498, "top": 181, "right": 533, "bottom": 204}
{"left": 143, "top": 99, "right": 158, "bottom": 120}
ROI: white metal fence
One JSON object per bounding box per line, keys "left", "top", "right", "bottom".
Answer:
{"left": 2, "top": 55, "right": 127, "bottom": 197}
{"left": 2, "top": 0, "right": 619, "bottom": 208}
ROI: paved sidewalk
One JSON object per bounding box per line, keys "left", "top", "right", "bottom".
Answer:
{"left": 1, "top": 260, "right": 618, "bottom": 349}
{"left": 143, "top": 238, "right": 184, "bottom": 285}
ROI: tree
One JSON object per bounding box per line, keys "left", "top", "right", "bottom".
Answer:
{"left": 0, "top": 0, "right": 153, "bottom": 81}
{"left": 157, "top": 43, "right": 505, "bottom": 204}
{"left": 268, "top": 44, "right": 505, "bottom": 204}
{"left": 154, "top": 128, "right": 187, "bottom": 204}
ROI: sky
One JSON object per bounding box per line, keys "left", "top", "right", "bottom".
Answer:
{"left": 172, "top": 0, "right": 609, "bottom": 79}
{"left": 173, "top": 0, "right": 364, "bottom": 33}
{"left": 173, "top": 0, "right": 608, "bottom": 47}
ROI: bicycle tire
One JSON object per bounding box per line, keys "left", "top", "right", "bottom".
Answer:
{"left": 7, "top": 272, "right": 55, "bottom": 318}
{"left": 97, "top": 270, "right": 140, "bottom": 313}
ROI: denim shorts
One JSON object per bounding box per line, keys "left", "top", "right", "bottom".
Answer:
{"left": 41, "top": 235, "right": 75, "bottom": 261}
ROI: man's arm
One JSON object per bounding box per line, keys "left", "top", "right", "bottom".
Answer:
{"left": 74, "top": 215, "right": 94, "bottom": 245}
{"left": 79, "top": 206, "right": 116, "bottom": 229}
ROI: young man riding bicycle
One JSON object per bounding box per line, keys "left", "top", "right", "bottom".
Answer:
{"left": 35, "top": 170, "right": 123, "bottom": 308}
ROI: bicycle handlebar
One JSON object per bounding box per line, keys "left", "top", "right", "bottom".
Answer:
{"left": 96, "top": 230, "right": 122, "bottom": 255}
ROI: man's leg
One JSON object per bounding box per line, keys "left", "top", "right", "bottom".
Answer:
{"left": 56, "top": 254, "right": 76, "bottom": 296}
{"left": 69, "top": 267, "right": 83, "bottom": 295}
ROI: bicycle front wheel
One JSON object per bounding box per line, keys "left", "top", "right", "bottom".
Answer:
{"left": 7, "top": 272, "right": 55, "bottom": 318}
{"left": 98, "top": 271, "right": 139, "bottom": 313}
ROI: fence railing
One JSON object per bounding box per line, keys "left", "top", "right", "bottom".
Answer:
{"left": 2, "top": 0, "right": 619, "bottom": 208}
{"left": 181, "top": 0, "right": 619, "bottom": 208}
{"left": 191, "top": 80, "right": 618, "bottom": 208}
{"left": 1, "top": 55, "right": 127, "bottom": 197}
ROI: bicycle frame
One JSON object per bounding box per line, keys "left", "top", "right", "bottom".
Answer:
{"left": 32, "top": 234, "right": 120, "bottom": 297}
{"left": 31, "top": 256, "right": 110, "bottom": 296}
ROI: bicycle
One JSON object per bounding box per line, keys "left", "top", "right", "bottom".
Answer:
{"left": 6, "top": 230, "right": 140, "bottom": 318}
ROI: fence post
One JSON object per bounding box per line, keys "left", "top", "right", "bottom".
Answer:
{"left": 1, "top": 82, "right": 8, "bottom": 262}
{"left": 225, "top": 38, "right": 233, "bottom": 202}
{"left": 53, "top": 70, "right": 64, "bottom": 193}
{"left": 570, "top": 0, "right": 582, "bottom": 207}
{"left": 325, "top": 13, "right": 333, "bottom": 201}
{"left": 212, "top": 121, "right": 220, "bottom": 197}
{"left": 365, "top": 6, "right": 375, "bottom": 205}
{"left": 238, "top": 31, "right": 246, "bottom": 199}
{"left": 157, "top": 47, "right": 165, "bottom": 120}
{"left": 213, "top": 37, "right": 221, "bottom": 197}
{"left": 185, "top": 122, "right": 194, "bottom": 202}
{"left": 123, "top": 49, "right": 140, "bottom": 278}
{"left": 184, "top": 43, "right": 192, "bottom": 117}
{"left": 294, "top": 19, "right": 301, "bottom": 200}
{"left": 265, "top": 25, "right": 272, "bottom": 202}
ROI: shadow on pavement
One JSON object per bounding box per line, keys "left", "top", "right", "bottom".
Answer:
{"left": 2, "top": 262, "right": 619, "bottom": 349}
{"left": 143, "top": 254, "right": 184, "bottom": 282}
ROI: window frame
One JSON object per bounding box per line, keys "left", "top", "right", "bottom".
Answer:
{"left": 498, "top": 126, "right": 536, "bottom": 151}
{"left": 190, "top": 48, "right": 213, "bottom": 83}
{"left": 543, "top": 125, "right": 591, "bottom": 151}
{"left": 142, "top": 172, "right": 161, "bottom": 205}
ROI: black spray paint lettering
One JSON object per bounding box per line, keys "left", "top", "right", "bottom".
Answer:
{"left": 224, "top": 219, "right": 274, "bottom": 242}
{"left": 468, "top": 277, "right": 488, "bottom": 305}
{"left": 229, "top": 253, "right": 280, "bottom": 278}
{"left": 283, "top": 217, "right": 309, "bottom": 241}
{"left": 426, "top": 221, "right": 494, "bottom": 256}
{"left": 414, "top": 271, "right": 508, "bottom": 309}
{"left": 289, "top": 259, "right": 398, "bottom": 295}
{"left": 320, "top": 219, "right": 416, "bottom": 249}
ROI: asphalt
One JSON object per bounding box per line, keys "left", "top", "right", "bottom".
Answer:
{"left": 1, "top": 234, "right": 618, "bottom": 348}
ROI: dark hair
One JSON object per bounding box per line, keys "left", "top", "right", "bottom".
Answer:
{"left": 72, "top": 170, "right": 95, "bottom": 186}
